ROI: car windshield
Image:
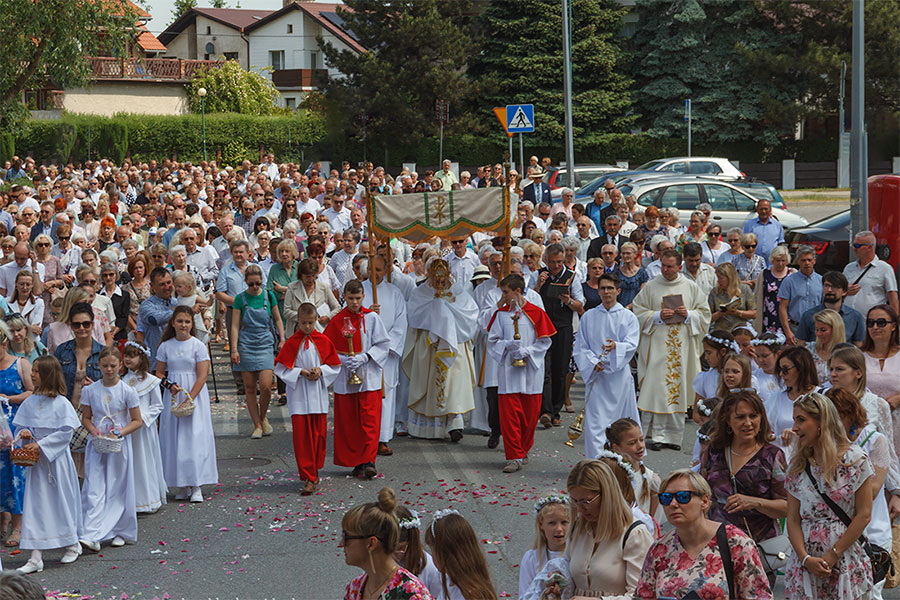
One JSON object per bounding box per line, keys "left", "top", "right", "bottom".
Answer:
{"left": 807, "top": 210, "right": 850, "bottom": 229}
{"left": 636, "top": 160, "right": 664, "bottom": 170}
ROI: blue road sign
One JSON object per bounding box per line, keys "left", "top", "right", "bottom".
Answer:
{"left": 506, "top": 104, "right": 535, "bottom": 133}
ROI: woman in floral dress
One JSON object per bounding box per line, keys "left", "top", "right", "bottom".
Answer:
{"left": 635, "top": 469, "right": 772, "bottom": 599}
{"left": 341, "top": 487, "right": 432, "bottom": 600}
{"left": 756, "top": 245, "right": 794, "bottom": 334}
{"left": 784, "top": 392, "right": 874, "bottom": 599}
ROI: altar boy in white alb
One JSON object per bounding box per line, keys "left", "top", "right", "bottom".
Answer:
{"left": 573, "top": 272, "right": 641, "bottom": 458}
{"left": 362, "top": 256, "right": 408, "bottom": 457}
{"left": 487, "top": 274, "right": 555, "bottom": 473}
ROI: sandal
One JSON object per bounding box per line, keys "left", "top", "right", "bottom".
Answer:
{"left": 5, "top": 528, "right": 20, "bottom": 547}
{"left": 0, "top": 513, "right": 9, "bottom": 540}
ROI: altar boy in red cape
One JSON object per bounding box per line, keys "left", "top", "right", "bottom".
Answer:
{"left": 486, "top": 274, "right": 556, "bottom": 473}
{"left": 274, "top": 303, "right": 342, "bottom": 495}
{"left": 322, "top": 280, "right": 390, "bottom": 480}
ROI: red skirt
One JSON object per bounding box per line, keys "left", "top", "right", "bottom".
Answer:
{"left": 333, "top": 391, "right": 382, "bottom": 467}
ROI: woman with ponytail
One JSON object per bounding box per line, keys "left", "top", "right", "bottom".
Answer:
{"left": 605, "top": 418, "right": 660, "bottom": 518}
{"left": 341, "top": 487, "right": 433, "bottom": 600}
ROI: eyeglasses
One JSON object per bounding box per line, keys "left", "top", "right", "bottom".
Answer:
{"left": 58, "top": 236, "right": 70, "bottom": 241}
{"left": 743, "top": 244, "right": 757, "bottom": 249}
{"left": 70, "top": 320, "right": 93, "bottom": 329}
{"left": 569, "top": 493, "right": 599, "bottom": 508}
{"left": 728, "top": 238, "right": 740, "bottom": 244}
{"left": 658, "top": 490, "right": 702, "bottom": 506}
{"left": 36, "top": 242, "right": 50, "bottom": 247}
{"left": 778, "top": 364, "right": 795, "bottom": 375}
{"left": 246, "top": 281, "right": 262, "bottom": 287}
{"left": 285, "top": 203, "right": 296, "bottom": 207}
{"left": 853, "top": 242, "right": 873, "bottom": 249}
{"left": 2, "top": 312, "right": 23, "bottom": 323}
{"left": 341, "top": 531, "right": 369, "bottom": 544}
{"left": 867, "top": 318, "right": 894, "bottom": 328}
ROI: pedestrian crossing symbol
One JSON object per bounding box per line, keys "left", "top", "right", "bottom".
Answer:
{"left": 506, "top": 104, "right": 535, "bottom": 133}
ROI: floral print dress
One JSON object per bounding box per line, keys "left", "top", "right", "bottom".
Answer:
{"left": 760, "top": 268, "right": 793, "bottom": 333}
{"left": 784, "top": 446, "right": 874, "bottom": 599}
{"left": 634, "top": 523, "right": 772, "bottom": 599}
{"left": 0, "top": 359, "right": 26, "bottom": 513}
{"left": 344, "top": 567, "right": 434, "bottom": 600}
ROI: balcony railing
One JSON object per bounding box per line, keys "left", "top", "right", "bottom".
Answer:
{"left": 89, "top": 57, "right": 225, "bottom": 82}
{"left": 271, "top": 69, "right": 328, "bottom": 89}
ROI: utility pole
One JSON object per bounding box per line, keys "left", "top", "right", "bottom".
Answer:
{"left": 561, "top": 0, "right": 575, "bottom": 180}
{"left": 685, "top": 99, "right": 692, "bottom": 157}
{"left": 849, "top": 0, "right": 868, "bottom": 238}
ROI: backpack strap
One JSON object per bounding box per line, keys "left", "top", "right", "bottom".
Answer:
{"left": 716, "top": 523, "right": 736, "bottom": 599}
{"left": 621, "top": 520, "right": 642, "bottom": 549}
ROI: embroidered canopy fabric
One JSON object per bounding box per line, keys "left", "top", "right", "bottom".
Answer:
{"left": 370, "top": 188, "right": 516, "bottom": 242}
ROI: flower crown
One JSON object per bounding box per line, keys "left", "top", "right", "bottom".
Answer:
{"left": 697, "top": 431, "right": 711, "bottom": 443}
{"left": 533, "top": 495, "right": 568, "bottom": 515}
{"left": 124, "top": 341, "right": 151, "bottom": 358}
{"left": 430, "top": 508, "right": 460, "bottom": 536}
{"left": 729, "top": 387, "right": 756, "bottom": 394}
{"left": 399, "top": 509, "right": 421, "bottom": 530}
{"left": 704, "top": 333, "right": 740, "bottom": 354}
{"left": 750, "top": 331, "right": 786, "bottom": 347}
{"left": 732, "top": 322, "right": 758, "bottom": 337}
{"left": 696, "top": 398, "right": 714, "bottom": 417}
{"left": 598, "top": 450, "right": 642, "bottom": 489}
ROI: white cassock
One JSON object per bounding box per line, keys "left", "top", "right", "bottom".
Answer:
{"left": 632, "top": 274, "right": 710, "bottom": 446}
{"left": 472, "top": 280, "right": 544, "bottom": 432}
{"left": 363, "top": 279, "right": 408, "bottom": 443}
{"left": 573, "top": 302, "right": 641, "bottom": 457}
{"left": 273, "top": 339, "right": 341, "bottom": 414}
{"left": 124, "top": 371, "right": 167, "bottom": 513}
{"left": 13, "top": 394, "right": 82, "bottom": 550}
{"left": 403, "top": 281, "right": 479, "bottom": 439}
{"left": 81, "top": 380, "right": 140, "bottom": 544}
{"left": 486, "top": 305, "right": 552, "bottom": 394}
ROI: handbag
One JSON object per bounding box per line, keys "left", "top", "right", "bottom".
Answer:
{"left": 886, "top": 519, "right": 900, "bottom": 588}
{"left": 805, "top": 463, "right": 894, "bottom": 584}
{"left": 724, "top": 448, "right": 790, "bottom": 584}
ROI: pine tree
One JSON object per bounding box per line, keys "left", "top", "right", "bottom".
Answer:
{"left": 468, "top": 0, "right": 634, "bottom": 150}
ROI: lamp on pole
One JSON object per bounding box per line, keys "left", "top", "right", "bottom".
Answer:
{"left": 198, "top": 87, "right": 208, "bottom": 162}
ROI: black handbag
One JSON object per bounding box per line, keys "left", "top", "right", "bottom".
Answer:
{"left": 805, "top": 463, "right": 894, "bottom": 584}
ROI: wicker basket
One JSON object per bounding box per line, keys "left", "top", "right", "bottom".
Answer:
{"left": 92, "top": 416, "right": 123, "bottom": 454}
{"left": 171, "top": 390, "right": 195, "bottom": 418}
{"left": 9, "top": 432, "right": 38, "bottom": 467}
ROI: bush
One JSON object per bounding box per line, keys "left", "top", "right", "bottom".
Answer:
{"left": 13, "top": 112, "right": 326, "bottom": 165}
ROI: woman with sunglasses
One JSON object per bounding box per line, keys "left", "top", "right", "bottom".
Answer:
{"left": 33, "top": 233, "right": 63, "bottom": 326}
{"left": 565, "top": 459, "right": 653, "bottom": 598}
{"left": 862, "top": 305, "right": 900, "bottom": 457}
{"left": 784, "top": 392, "right": 875, "bottom": 599}
{"left": 772, "top": 346, "right": 819, "bottom": 448}
{"left": 276, "top": 193, "right": 300, "bottom": 231}
{"left": 731, "top": 232, "right": 766, "bottom": 289}
{"left": 635, "top": 468, "right": 771, "bottom": 599}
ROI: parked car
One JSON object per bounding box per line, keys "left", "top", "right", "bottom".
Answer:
{"left": 785, "top": 210, "right": 851, "bottom": 274}
{"left": 625, "top": 178, "right": 808, "bottom": 232}
{"left": 635, "top": 156, "right": 745, "bottom": 179}
{"left": 574, "top": 171, "right": 655, "bottom": 201}
{"left": 543, "top": 164, "right": 625, "bottom": 191}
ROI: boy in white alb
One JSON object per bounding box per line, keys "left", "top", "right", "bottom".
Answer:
{"left": 274, "top": 303, "right": 341, "bottom": 495}
{"left": 487, "top": 274, "right": 555, "bottom": 473}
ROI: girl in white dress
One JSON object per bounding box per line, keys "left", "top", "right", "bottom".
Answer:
{"left": 518, "top": 496, "right": 569, "bottom": 598}
{"left": 693, "top": 331, "right": 737, "bottom": 415}
{"left": 80, "top": 345, "right": 142, "bottom": 551}
{"left": 605, "top": 418, "right": 661, "bottom": 519}
{"left": 13, "top": 356, "right": 83, "bottom": 573}
{"left": 425, "top": 510, "right": 497, "bottom": 600}
{"left": 155, "top": 306, "right": 218, "bottom": 504}
{"left": 393, "top": 505, "right": 442, "bottom": 598}
{"left": 122, "top": 341, "right": 167, "bottom": 514}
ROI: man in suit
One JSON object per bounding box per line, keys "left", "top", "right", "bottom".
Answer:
{"left": 30, "top": 201, "right": 60, "bottom": 243}
{"left": 586, "top": 215, "right": 627, "bottom": 260}
{"left": 522, "top": 168, "right": 551, "bottom": 206}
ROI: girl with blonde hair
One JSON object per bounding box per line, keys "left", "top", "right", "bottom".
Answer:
{"left": 808, "top": 309, "right": 845, "bottom": 384}
{"left": 425, "top": 509, "right": 497, "bottom": 600}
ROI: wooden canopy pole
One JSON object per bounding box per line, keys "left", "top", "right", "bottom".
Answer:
{"left": 501, "top": 155, "right": 512, "bottom": 278}
{"left": 360, "top": 163, "right": 378, "bottom": 305}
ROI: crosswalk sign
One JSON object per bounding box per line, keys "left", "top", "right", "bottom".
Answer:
{"left": 506, "top": 104, "right": 535, "bottom": 133}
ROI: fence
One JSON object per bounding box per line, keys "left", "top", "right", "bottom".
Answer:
{"left": 742, "top": 159, "right": 897, "bottom": 189}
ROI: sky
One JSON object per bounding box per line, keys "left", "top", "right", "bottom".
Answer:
{"left": 143, "top": 1, "right": 291, "bottom": 35}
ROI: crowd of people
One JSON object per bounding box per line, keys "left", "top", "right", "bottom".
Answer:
{"left": 0, "top": 153, "right": 897, "bottom": 599}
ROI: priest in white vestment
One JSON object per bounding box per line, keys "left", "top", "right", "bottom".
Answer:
{"left": 403, "top": 257, "right": 478, "bottom": 441}
{"left": 363, "top": 256, "right": 408, "bottom": 455}
{"left": 632, "top": 249, "right": 710, "bottom": 451}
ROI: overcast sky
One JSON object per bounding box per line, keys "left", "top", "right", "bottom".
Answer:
{"left": 143, "top": 1, "right": 289, "bottom": 35}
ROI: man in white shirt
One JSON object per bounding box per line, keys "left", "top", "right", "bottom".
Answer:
{"left": 261, "top": 153, "right": 279, "bottom": 182}
{"left": 447, "top": 239, "right": 480, "bottom": 285}
{"left": 0, "top": 242, "right": 44, "bottom": 298}
{"left": 843, "top": 230, "right": 899, "bottom": 315}
{"left": 322, "top": 196, "right": 352, "bottom": 233}
{"left": 295, "top": 186, "right": 321, "bottom": 217}
{"left": 182, "top": 228, "right": 219, "bottom": 293}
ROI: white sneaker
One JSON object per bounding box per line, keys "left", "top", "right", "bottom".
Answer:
{"left": 61, "top": 545, "right": 81, "bottom": 564}
{"left": 190, "top": 486, "right": 203, "bottom": 503}
{"left": 175, "top": 487, "right": 189, "bottom": 500}
{"left": 17, "top": 559, "right": 42, "bottom": 574}
{"left": 80, "top": 539, "right": 100, "bottom": 552}
{"left": 111, "top": 536, "right": 126, "bottom": 547}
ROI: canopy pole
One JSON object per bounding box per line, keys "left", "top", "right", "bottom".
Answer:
{"left": 361, "top": 164, "right": 378, "bottom": 305}
{"left": 501, "top": 158, "right": 512, "bottom": 278}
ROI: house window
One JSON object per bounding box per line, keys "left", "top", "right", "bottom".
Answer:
{"left": 223, "top": 52, "right": 238, "bottom": 61}
{"left": 206, "top": 26, "right": 211, "bottom": 35}
{"left": 310, "top": 52, "right": 318, "bottom": 69}
{"left": 270, "top": 50, "right": 285, "bottom": 71}
{"left": 285, "top": 97, "right": 296, "bottom": 109}
{"left": 287, "top": 24, "right": 293, "bottom": 34}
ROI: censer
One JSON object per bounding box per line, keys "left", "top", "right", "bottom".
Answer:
{"left": 564, "top": 409, "right": 585, "bottom": 447}
{"left": 510, "top": 310, "right": 526, "bottom": 367}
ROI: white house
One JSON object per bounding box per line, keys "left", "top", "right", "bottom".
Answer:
{"left": 245, "top": 2, "right": 364, "bottom": 108}
{"left": 159, "top": 7, "right": 276, "bottom": 70}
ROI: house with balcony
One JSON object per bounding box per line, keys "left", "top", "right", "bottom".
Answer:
{"left": 244, "top": 2, "right": 364, "bottom": 108}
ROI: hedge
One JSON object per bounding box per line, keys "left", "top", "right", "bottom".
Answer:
{"left": 10, "top": 112, "right": 326, "bottom": 166}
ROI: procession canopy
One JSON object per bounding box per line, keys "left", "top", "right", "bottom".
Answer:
{"left": 370, "top": 188, "right": 516, "bottom": 243}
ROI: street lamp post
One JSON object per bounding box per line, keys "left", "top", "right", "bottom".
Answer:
{"left": 198, "top": 87, "right": 208, "bottom": 162}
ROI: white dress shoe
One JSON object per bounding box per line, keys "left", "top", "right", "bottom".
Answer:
{"left": 190, "top": 486, "right": 203, "bottom": 503}
{"left": 17, "top": 559, "right": 43, "bottom": 573}
{"left": 174, "top": 487, "right": 189, "bottom": 500}
{"left": 111, "top": 536, "right": 126, "bottom": 547}
{"left": 80, "top": 539, "right": 100, "bottom": 552}
{"left": 61, "top": 545, "right": 81, "bottom": 564}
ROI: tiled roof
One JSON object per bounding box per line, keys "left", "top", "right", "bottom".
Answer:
{"left": 244, "top": 2, "right": 365, "bottom": 54}
{"left": 192, "top": 7, "right": 275, "bottom": 31}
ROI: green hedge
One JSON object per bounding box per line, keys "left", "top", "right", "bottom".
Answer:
{"left": 13, "top": 112, "right": 326, "bottom": 165}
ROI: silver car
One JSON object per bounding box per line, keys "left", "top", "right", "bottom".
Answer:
{"left": 635, "top": 157, "right": 745, "bottom": 179}
{"left": 628, "top": 178, "right": 808, "bottom": 231}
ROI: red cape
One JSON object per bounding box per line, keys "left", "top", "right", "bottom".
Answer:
{"left": 487, "top": 301, "right": 557, "bottom": 339}
{"left": 275, "top": 330, "right": 341, "bottom": 370}
{"left": 322, "top": 306, "right": 373, "bottom": 354}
